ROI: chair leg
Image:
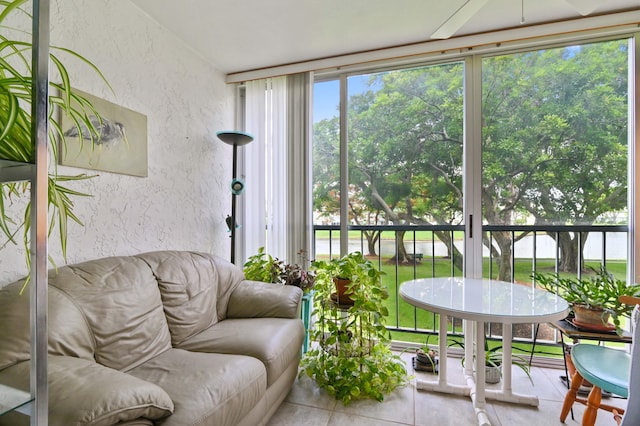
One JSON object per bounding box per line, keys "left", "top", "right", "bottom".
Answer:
{"left": 561, "top": 370, "right": 584, "bottom": 422}
{"left": 612, "top": 408, "right": 624, "bottom": 425}
{"left": 582, "top": 386, "right": 602, "bottom": 426}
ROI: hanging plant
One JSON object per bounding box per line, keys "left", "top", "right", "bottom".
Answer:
{"left": 0, "top": 0, "right": 110, "bottom": 271}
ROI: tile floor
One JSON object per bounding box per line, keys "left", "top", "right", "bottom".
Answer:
{"left": 267, "top": 352, "right": 627, "bottom": 426}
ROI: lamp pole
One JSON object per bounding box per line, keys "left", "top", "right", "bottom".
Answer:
{"left": 216, "top": 130, "right": 253, "bottom": 264}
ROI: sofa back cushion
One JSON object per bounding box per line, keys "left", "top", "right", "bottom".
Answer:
{"left": 0, "top": 281, "right": 95, "bottom": 371}
{"left": 49, "top": 256, "right": 172, "bottom": 371}
{"left": 136, "top": 251, "right": 244, "bottom": 346}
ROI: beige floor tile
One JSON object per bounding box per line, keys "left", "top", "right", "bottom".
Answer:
{"left": 285, "top": 375, "right": 338, "bottom": 411}
{"left": 492, "top": 397, "right": 626, "bottom": 426}
{"left": 414, "top": 388, "right": 484, "bottom": 426}
{"left": 269, "top": 357, "right": 628, "bottom": 426}
{"left": 328, "top": 411, "right": 410, "bottom": 426}
{"left": 335, "top": 384, "right": 414, "bottom": 425}
{"left": 267, "top": 402, "right": 332, "bottom": 426}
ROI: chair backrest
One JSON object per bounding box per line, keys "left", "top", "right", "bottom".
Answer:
{"left": 621, "top": 304, "right": 640, "bottom": 426}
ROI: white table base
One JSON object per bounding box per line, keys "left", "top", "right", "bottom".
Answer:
{"left": 415, "top": 317, "right": 539, "bottom": 426}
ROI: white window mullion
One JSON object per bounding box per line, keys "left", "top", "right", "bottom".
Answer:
{"left": 463, "top": 55, "right": 483, "bottom": 278}
{"left": 630, "top": 34, "right": 639, "bottom": 285}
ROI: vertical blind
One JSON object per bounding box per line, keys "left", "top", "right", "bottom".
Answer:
{"left": 243, "top": 73, "right": 312, "bottom": 264}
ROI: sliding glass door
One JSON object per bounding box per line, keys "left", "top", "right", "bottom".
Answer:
{"left": 310, "top": 35, "right": 635, "bottom": 343}
{"left": 481, "top": 39, "right": 630, "bottom": 283}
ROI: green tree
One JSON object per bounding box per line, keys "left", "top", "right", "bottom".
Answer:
{"left": 313, "top": 39, "right": 628, "bottom": 279}
{"left": 482, "top": 41, "right": 627, "bottom": 275}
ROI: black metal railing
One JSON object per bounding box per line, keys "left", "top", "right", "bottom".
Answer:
{"left": 312, "top": 223, "right": 628, "bottom": 349}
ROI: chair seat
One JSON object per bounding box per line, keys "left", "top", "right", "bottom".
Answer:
{"left": 572, "top": 344, "right": 631, "bottom": 398}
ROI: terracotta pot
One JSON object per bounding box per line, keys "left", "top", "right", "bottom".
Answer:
{"left": 573, "top": 304, "right": 610, "bottom": 328}
{"left": 333, "top": 278, "right": 353, "bottom": 303}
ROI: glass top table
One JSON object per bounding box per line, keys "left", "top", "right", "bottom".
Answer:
{"left": 400, "top": 277, "right": 569, "bottom": 426}
{"left": 400, "top": 277, "right": 569, "bottom": 323}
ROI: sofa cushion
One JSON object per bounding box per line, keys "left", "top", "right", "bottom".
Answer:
{"left": 48, "top": 256, "right": 172, "bottom": 371}
{"left": 227, "top": 281, "right": 302, "bottom": 319}
{"left": 136, "top": 251, "right": 243, "bottom": 345}
{"left": 0, "top": 282, "right": 95, "bottom": 371}
{"left": 127, "top": 348, "right": 266, "bottom": 426}
{"left": 0, "top": 356, "right": 174, "bottom": 426}
{"left": 177, "top": 317, "right": 304, "bottom": 386}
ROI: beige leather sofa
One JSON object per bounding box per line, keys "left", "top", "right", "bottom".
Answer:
{"left": 0, "top": 250, "right": 304, "bottom": 426}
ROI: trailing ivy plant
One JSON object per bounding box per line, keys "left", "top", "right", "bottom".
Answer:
{"left": 298, "top": 252, "right": 409, "bottom": 404}
{"left": 0, "top": 0, "right": 110, "bottom": 270}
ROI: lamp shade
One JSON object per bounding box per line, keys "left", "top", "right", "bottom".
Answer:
{"left": 216, "top": 130, "right": 254, "bottom": 146}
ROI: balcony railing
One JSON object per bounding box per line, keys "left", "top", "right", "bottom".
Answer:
{"left": 312, "top": 223, "right": 628, "bottom": 353}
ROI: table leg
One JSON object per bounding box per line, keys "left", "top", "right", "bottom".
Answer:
{"left": 416, "top": 314, "right": 470, "bottom": 396}
{"left": 438, "top": 311, "right": 448, "bottom": 387}
{"left": 467, "top": 320, "right": 491, "bottom": 426}
{"left": 464, "top": 318, "right": 474, "bottom": 377}
{"left": 484, "top": 323, "right": 539, "bottom": 406}
{"left": 502, "top": 324, "right": 513, "bottom": 395}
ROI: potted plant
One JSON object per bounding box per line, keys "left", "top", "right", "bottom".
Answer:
{"left": 413, "top": 347, "right": 438, "bottom": 373}
{"left": 532, "top": 266, "right": 640, "bottom": 335}
{"left": 1, "top": 0, "right": 110, "bottom": 271}
{"left": 449, "top": 338, "right": 533, "bottom": 384}
{"left": 243, "top": 247, "right": 316, "bottom": 292}
{"left": 310, "top": 251, "right": 379, "bottom": 305}
{"left": 243, "top": 247, "right": 316, "bottom": 352}
{"left": 299, "top": 252, "right": 408, "bottom": 405}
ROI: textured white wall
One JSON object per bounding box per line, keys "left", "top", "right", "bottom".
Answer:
{"left": 0, "top": 0, "right": 234, "bottom": 285}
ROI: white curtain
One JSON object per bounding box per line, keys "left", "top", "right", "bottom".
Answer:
{"left": 243, "top": 73, "right": 312, "bottom": 265}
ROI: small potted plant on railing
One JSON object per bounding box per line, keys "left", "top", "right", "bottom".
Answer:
{"left": 532, "top": 266, "right": 640, "bottom": 335}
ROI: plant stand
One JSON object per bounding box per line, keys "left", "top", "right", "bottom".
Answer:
{"left": 300, "top": 255, "right": 408, "bottom": 405}
{"left": 301, "top": 291, "right": 314, "bottom": 354}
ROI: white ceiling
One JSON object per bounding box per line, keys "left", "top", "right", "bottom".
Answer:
{"left": 130, "top": 0, "right": 640, "bottom": 75}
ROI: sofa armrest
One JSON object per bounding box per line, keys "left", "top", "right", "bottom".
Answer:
{"left": 0, "top": 356, "right": 173, "bottom": 426}
{"left": 226, "top": 280, "right": 302, "bottom": 319}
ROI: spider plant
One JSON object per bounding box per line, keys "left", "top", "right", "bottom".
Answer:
{"left": 0, "top": 0, "right": 110, "bottom": 271}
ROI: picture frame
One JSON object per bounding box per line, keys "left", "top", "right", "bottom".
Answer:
{"left": 59, "top": 89, "right": 148, "bottom": 177}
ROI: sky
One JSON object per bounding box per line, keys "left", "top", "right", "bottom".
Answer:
{"left": 313, "top": 75, "right": 381, "bottom": 122}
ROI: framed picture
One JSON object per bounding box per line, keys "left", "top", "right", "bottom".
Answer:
{"left": 59, "top": 89, "right": 148, "bottom": 177}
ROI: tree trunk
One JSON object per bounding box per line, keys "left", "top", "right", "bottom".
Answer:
{"left": 434, "top": 230, "right": 463, "bottom": 273}
{"left": 393, "top": 230, "right": 411, "bottom": 264}
{"left": 484, "top": 230, "right": 512, "bottom": 281}
{"left": 549, "top": 231, "right": 588, "bottom": 273}
{"left": 363, "top": 230, "right": 380, "bottom": 257}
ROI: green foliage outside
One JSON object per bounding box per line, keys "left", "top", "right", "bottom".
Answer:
{"left": 313, "top": 39, "right": 629, "bottom": 282}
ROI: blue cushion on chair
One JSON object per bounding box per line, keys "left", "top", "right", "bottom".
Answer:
{"left": 572, "top": 344, "right": 630, "bottom": 398}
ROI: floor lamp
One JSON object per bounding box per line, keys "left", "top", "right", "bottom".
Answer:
{"left": 216, "top": 130, "right": 254, "bottom": 264}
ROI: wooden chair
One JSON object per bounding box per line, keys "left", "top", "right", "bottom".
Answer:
{"left": 560, "top": 295, "right": 640, "bottom": 425}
